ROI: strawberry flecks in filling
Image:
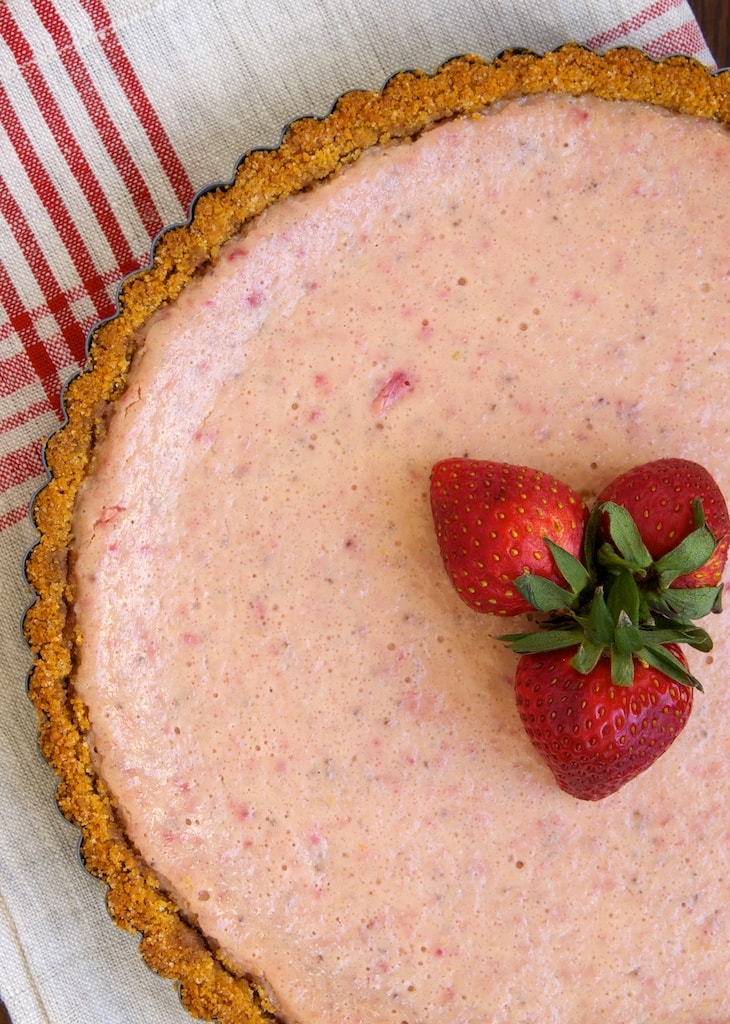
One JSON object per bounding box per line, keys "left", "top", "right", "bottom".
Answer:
{"left": 71, "top": 94, "right": 730, "bottom": 1024}
{"left": 371, "top": 369, "right": 414, "bottom": 413}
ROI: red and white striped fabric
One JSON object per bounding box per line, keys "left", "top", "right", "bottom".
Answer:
{"left": 0, "top": 2, "right": 715, "bottom": 1022}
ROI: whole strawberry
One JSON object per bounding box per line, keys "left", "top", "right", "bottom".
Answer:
{"left": 514, "top": 644, "right": 694, "bottom": 800}
{"left": 430, "top": 459, "right": 588, "bottom": 616}
{"left": 596, "top": 457, "right": 729, "bottom": 589}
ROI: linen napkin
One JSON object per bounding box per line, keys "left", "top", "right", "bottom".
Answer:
{"left": 0, "top": 1, "right": 715, "bottom": 1022}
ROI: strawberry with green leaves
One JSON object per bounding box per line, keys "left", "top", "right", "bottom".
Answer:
{"left": 430, "top": 455, "right": 729, "bottom": 800}
{"left": 503, "top": 524, "right": 712, "bottom": 799}
{"left": 596, "top": 457, "right": 730, "bottom": 591}
{"left": 513, "top": 644, "right": 694, "bottom": 801}
{"left": 430, "top": 459, "right": 588, "bottom": 616}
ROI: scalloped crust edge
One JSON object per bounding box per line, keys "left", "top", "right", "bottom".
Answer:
{"left": 23, "top": 44, "right": 730, "bottom": 1024}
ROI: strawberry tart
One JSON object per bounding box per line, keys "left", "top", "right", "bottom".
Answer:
{"left": 25, "top": 46, "right": 730, "bottom": 1024}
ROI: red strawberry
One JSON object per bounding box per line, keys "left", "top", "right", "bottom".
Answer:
{"left": 430, "top": 459, "right": 588, "bottom": 616}
{"left": 596, "top": 458, "right": 729, "bottom": 589}
{"left": 514, "top": 644, "right": 694, "bottom": 801}
{"left": 428, "top": 455, "right": 725, "bottom": 799}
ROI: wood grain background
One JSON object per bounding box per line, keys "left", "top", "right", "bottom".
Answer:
{"left": 690, "top": 0, "right": 730, "bottom": 65}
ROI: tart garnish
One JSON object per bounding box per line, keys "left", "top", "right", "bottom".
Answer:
{"left": 430, "top": 457, "right": 729, "bottom": 799}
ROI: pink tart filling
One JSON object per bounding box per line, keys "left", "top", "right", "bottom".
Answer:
{"left": 72, "top": 93, "right": 730, "bottom": 1022}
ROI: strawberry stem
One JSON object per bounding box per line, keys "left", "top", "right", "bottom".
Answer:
{"left": 500, "top": 495, "right": 724, "bottom": 690}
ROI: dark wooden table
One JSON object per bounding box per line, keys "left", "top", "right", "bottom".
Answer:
{"left": 690, "top": 0, "right": 730, "bottom": 65}
{"left": 0, "top": 5, "right": 726, "bottom": 1023}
